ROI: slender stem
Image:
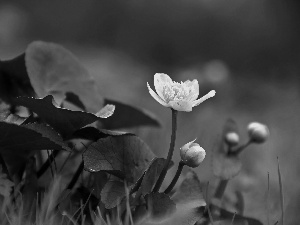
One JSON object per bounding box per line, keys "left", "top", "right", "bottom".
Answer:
{"left": 152, "top": 109, "right": 178, "bottom": 193}
{"left": 229, "top": 140, "right": 251, "bottom": 156}
{"left": 37, "top": 150, "right": 60, "bottom": 178}
{"left": 164, "top": 161, "right": 184, "bottom": 194}
{"left": 214, "top": 179, "right": 228, "bottom": 200}
{"left": 67, "top": 161, "right": 84, "bottom": 190}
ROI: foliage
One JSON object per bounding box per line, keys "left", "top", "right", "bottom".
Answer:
{"left": 0, "top": 41, "right": 273, "bottom": 225}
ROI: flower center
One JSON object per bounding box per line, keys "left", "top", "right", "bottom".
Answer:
{"left": 162, "top": 82, "right": 191, "bottom": 103}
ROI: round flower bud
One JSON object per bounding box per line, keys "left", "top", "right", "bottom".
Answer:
{"left": 180, "top": 139, "right": 206, "bottom": 168}
{"left": 247, "top": 122, "right": 269, "bottom": 143}
{"left": 225, "top": 132, "right": 240, "bottom": 146}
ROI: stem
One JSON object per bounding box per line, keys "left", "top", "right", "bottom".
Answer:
{"left": 229, "top": 140, "right": 251, "bottom": 156}
{"left": 152, "top": 109, "right": 178, "bottom": 193}
{"left": 37, "top": 150, "right": 60, "bottom": 178}
{"left": 67, "top": 161, "right": 84, "bottom": 190}
{"left": 214, "top": 179, "right": 228, "bottom": 200}
{"left": 164, "top": 161, "right": 184, "bottom": 194}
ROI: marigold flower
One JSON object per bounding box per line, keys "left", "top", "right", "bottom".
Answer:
{"left": 247, "top": 122, "right": 269, "bottom": 143}
{"left": 147, "top": 73, "right": 216, "bottom": 112}
{"left": 180, "top": 139, "right": 206, "bottom": 168}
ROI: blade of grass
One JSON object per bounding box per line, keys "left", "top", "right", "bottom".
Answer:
{"left": 205, "top": 181, "right": 214, "bottom": 225}
{"left": 267, "top": 172, "right": 270, "bottom": 225}
{"left": 47, "top": 150, "right": 54, "bottom": 178}
{"left": 277, "top": 157, "right": 284, "bottom": 225}
{"left": 230, "top": 212, "right": 236, "bottom": 225}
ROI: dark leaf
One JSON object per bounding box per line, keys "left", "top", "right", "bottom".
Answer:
{"left": 101, "top": 98, "right": 160, "bottom": 129}
{"left": 72, "top": 127, "right": 126, "bottom": 141}
{"left": 101, "top": 180, "right": 126, "bottom": 209}
{"left": 0, "top": 54, "right": 35, "bottom": 104}
{"left": 0, "top": 122, "right": 69, "bottom": 175}
{"left": 145, "top": 192, "right": 176, "bottom": 220}
{"left": 14, "top": 95, "right": 113, "bottom": 139}
{"left": 83, "top": 134, "right": 155, "bottom": 184}
{"left": 25, "top": 41, "right": 103, "bottom": 113}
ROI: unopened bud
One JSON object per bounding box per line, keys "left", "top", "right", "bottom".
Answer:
{"left": 180, "top": 139, "right": 206, "bottom": 168}
{"left": 225, "top": 132, "right": 240, "bottom": 146}
{"left": 247, "top": 122, "right": 269, "bottom": 143}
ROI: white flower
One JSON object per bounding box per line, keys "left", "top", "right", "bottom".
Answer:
{"left": 247, "top": 122, "right": 269, "bottom": 143}
{"left": 147, "top": 73, "right": 216, "bottom": 112}
{"left": 225, "top": 132, "right": 240, "bottom": 146}
{"left": 180, "top": 139, "right": 206, "bottom": 168}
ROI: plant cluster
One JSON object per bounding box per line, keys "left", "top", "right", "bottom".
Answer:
{"left": 0, "top": 41, "right": 273, "bottom": 225}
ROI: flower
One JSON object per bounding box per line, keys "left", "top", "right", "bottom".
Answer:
{"left": 247, "top": 122, "right": 269, "bottom": 143}
{"left": 180, "top": 139, "right": 206, "bottom": 168}
{"left": 225, "top": 132, "right": 240, "bottom": 146}
{"left": 147, "top": 73, "right": 216, "bottom": 112}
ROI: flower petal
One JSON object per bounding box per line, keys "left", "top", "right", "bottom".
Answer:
{"left": 169, "top": 100, "right": 193, "bottom": 112}
{"left": 185, "top": 79, "right": 199, "bottom": 101}
{"left": 147, "top": 82, "right": 169, "bottom": 107}
{"left": 154, "top": 73, "right": 173, "bottom": 100}
{"left": 192, "top": 90, "right": 216, "bottom": 107}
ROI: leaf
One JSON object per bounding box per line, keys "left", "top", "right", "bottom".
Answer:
{"left": 0, "top": 122, "right": 69, "bottom": 175}
{"left": 212, "top": 119, "right": 242, "bottom": 179}
{"left": 171, "top": 170, "right": 206, "bottom": 208}
{"left": 212, "top": 153, "right": 242, "bottom": 180}
{"left": 24, "top": 123, "right": 71, "bottom": 151}
{"left": 145, "top": 192, "right": 176, "bottom": 220}
{"left": 101, "top": 99, "right": 160, "bottom": 129}
{"left": 83, "top": 134, "right": 155, "bottom": 184}
{"left": 25, "top": 41, "right": 103, "bottom": 113}
{"left": 72, "top": 127, "right": 127, "bottom": 141}
{"left": 137, "top": 170, "right": 206, "bottom": 225}
{"left": 138, "top": 158, "right": 173, "bottom": 195}
{"left": 14, "top": 95, "right": 113, "bottom": 139}
{"left": 0, "top": 54, "right": 35, "bottom": 104}
{"left": 101, "top": 180, "right": 126, "bottom": 209}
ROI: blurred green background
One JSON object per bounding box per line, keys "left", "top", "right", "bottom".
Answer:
{"left": 1, "top": 0, "right": 300, "bottom": 224}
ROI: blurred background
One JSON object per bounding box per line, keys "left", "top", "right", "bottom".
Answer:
{"left": 1, "top": 0, "right": 300, "bottom": 224}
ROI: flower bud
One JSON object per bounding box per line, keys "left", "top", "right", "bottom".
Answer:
{"left": 225, "top": 132, "right": 240, "bottom": 146}
{"left": 180, "top": 139, "right": 206, "bottom": 168}
{"left": 247, "top": 122, "right": 269, "bottom": 143}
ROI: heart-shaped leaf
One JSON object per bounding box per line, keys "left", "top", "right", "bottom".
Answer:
{"left": 212, "top": 119, "right": 242, "bottom": 179}
{"left": 145, "top": 192, "right": 176, "bottom": 220}
{"left": 171, "top": 170, "right": 206, "bottom": 208}
{"left": 0, "top": 122, "right": 69, "bottom": 175}
{"left": 83, "top": 134, "right": 155, "bottom": 184}
{"left": 101, "top": 99, "right": 160, "bottom": 129}
{"left": 14, "top": 95, "right": 114, "bottom": 139}
{"left": 101, "top": 180, "right": 126, "bottom": 209}
{"left": 25, "top": 41, "right": 103, "bottom": 113}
